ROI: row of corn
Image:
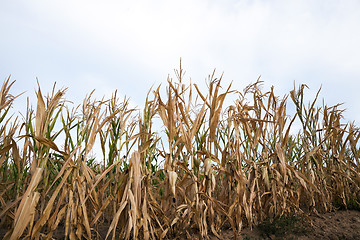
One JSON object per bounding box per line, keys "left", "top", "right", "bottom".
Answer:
{"left": 0, "top": 67, "right": 359, "bottom": 239}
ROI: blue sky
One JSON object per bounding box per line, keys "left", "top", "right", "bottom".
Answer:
{"left": 1, "top": 0, "right": 360, "bottom": 125}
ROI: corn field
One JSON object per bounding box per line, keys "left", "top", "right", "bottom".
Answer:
{"left": 0, "top": 66, "right": 359, "bottom": 239}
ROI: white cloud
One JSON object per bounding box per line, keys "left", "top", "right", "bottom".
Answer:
{"left": 1, "top": 0, "right": 360, "bottom": 124}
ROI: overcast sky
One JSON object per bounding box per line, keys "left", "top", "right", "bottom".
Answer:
{"left": 1, "top": 0, "right": 360, "bottom": 126}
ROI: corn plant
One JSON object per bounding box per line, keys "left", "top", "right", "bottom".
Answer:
{"left": 0, "top": 66, "right": 359, "bottom": 240}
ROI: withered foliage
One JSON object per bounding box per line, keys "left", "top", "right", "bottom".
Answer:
{"left": 0, "top": 66, "right": 359, "bottom": 239}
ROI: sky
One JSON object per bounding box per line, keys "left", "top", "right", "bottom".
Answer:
{"left": 1, "top": 0, "right": 360, "bottom": 126}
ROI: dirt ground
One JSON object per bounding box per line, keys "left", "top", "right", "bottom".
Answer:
{"left": 1, "top": 210, "right": 359, "bottom": 239}
{"left": 218, "top": 210, "right": 360, "bottom": 240}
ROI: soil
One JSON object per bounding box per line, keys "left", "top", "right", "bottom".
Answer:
{"left": 218, "top": 210, "right": 360, "bottom": 240}
{"left": 1, "top": 210, "right": 359, "bottom": 239}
